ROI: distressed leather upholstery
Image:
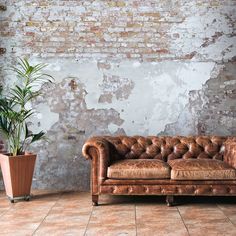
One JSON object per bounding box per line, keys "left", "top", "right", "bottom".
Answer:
{"left": 224, "top": 138, "right": 236, "bottom": 169}
{"left": 107, "top": 159, "right": 170, "bottom": 179}
{"left": 103, "top": 136, "right": 226, "bottom": 161}
{"left": 169, "top": 159, "right": 236, "bottom": 180}
{"left": 82, "top": 135, "right": 236, "bottom": 205}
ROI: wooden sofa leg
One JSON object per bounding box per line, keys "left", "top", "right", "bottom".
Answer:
{"left": 92, "top": 195, "right": 98, "bottom": 206}
{"left": 166, "top": 195, "right": 174, "bottom": 207}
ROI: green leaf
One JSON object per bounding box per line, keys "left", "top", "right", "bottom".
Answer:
{"left": 0, "top": 116, "right": 10, "bottom": 138}
{"left": 10, "top": 66, "right": 26, "bottom": 79}
{"left": 1, "top": 58, "right": 54, "bottom": 154}
{"left": 25, "top": 123, "right": 31, "bottom": 139}
{"left": 31, "top": 131, "right": 45, "bottom": 143}
{"left": 19, "top": 58, "right": 29, "bottom": 71}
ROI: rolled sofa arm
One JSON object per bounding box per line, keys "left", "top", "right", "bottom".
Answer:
{"left": 82, "top": 136, "right": 110, "bottom": 180}
{"left": 224, "top": 138, "right": 236, "bottom": 169}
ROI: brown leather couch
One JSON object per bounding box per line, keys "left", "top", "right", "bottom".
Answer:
{"left": 82, "top": 136, "right": 236, "bottom": 206}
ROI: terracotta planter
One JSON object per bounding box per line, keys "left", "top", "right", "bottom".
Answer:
{"left": 0, "top": 152, "right": 36, "bottom": 202}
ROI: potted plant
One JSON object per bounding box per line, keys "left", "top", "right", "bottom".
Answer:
{"left": 0, "top": 58, "right": 53, "bottom": 203}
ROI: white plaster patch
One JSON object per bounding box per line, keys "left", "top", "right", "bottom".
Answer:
{"left": 108, "top": 123, "right": 121, "bottom": 133}
{"left": 30, "top": 103, "right": 59, "bottom": 133}
{"left": 170, "top": 7, "right": 236, "bottom": 61}
{"left": 133, "top": 61, "right": 141, "bottom": 68}
{"left": 81, "top": 61, "right": 215, "bottom": 135}
{"left": 36, "top": 113, "right": 43, "bottom": 119}
{"left": 27, "top": 59, "right": 216, "bottom": 136}
{"left": 30, "top": 58, "right": 95, "bottom": 84}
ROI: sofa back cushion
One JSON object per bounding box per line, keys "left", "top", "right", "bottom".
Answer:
{"left": 104, "top": 136, "right": 227, "bottom": 162}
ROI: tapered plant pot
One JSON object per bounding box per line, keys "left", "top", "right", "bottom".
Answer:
{"left": 0, "top": 152, "right": 36, "bottom": 203}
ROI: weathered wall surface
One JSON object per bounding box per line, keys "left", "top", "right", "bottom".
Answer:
{"left": 0, "top": 0, "right": 235, "bottom": 190}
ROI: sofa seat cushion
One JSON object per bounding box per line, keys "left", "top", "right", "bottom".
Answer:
{"left": 107, "top": 159, "right": 170, "bottom": 179}
{"left": 169, "top": 159, "right": 236, "bottom": 180}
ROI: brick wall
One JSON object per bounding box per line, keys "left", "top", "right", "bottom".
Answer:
{"left": 0, "top": 0, "right": 235, "bottom": 190}
{"left": 1, "top": 1, "right": 235, "bottom": 61}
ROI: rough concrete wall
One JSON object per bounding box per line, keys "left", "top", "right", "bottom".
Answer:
{"left": 0, "top": 0, "right": 235, "bottom": 190}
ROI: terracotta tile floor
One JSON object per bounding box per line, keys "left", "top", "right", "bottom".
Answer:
{"left": 0, "top": 191, "right": 236, "bottom": 236}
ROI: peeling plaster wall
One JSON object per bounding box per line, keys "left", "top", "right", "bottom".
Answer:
{"left": 0, "top": 0, "right": 236, "bottom": 190}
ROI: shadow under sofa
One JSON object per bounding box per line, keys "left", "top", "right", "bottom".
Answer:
{"left": 82, "top": 136, "right": 236, "bottom": 206}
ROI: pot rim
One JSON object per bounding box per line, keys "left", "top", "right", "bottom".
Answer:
{"left": 0, "top": 152, "right": 36, "bottom": 158}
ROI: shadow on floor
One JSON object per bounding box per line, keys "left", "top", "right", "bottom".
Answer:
{"left": 98, "top": 194, "right": 236, "bottom": 206}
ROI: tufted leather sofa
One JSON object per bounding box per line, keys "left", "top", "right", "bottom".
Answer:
{"left": 82, "top": 136, "right": 236, "bottom": 206}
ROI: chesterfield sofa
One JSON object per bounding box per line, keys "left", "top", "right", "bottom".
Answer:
{"left": 82, "top": 136, "right": 236, "bottom": 206}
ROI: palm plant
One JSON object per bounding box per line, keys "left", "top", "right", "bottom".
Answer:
{"left": 0, "top": 58, "right": 53, "bottom": 156}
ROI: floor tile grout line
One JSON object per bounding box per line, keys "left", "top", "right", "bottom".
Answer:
{"left": 0, "top": 198, "right": 16, "bottom": 218}
{"left": 177, "top": 206, "right": 190, "bottom": 236}
{"left": 216, "top": 203, "right": 236, "bottom": 227}
{"left": 31, "top": 192, "right": 63, "bottom": 236}
{"left": 0, "top": 208, "right": 11, "bottom": 218}
{"left": 83, "top": 203, "right": 94, "bottom": 236}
